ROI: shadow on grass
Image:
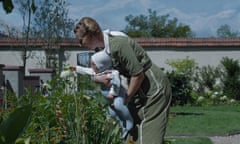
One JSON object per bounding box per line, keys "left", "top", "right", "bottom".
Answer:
{"left": 170, "top": 112, "right": 204, "bottom": 116}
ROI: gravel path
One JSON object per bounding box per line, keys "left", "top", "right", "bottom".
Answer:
{"left": 210, "top": 134, "right": 240, "bottom": 144}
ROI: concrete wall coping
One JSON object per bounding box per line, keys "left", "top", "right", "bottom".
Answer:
{"left": 2, "top": 65, "right": 24, "bottom": 71}
{"left": 0, "top": 64, "right": 5, "bottom": 69}
{"left": 28, "top": 68, "right": 55, "bottom": 73}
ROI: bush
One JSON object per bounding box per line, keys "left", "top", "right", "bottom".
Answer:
{"left": 166, "top": 56, "right": 240, "bottom": 106}
{"left": 166, "top": 56, "right": 197, "bottom": 75}
{"left": 167, "top": 71, "right": 193, "bottom": 106}
{"left": 166, "top": 57, "right": 197, "bottom": 105}
{"left": 193, "top": 65, "right": 222, "bottom": 92}
{"left": 220, "top": 57, "right": 240, "bottom": 100}
{"left": 190, "top": 65, "right": 225, "bottom": 105}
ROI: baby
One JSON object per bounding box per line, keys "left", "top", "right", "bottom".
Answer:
{"left": 62, "top": 50, "right": 133, "bottom": 139}
{"left": 90, "top": 51, "right": 133, "bottom": 139}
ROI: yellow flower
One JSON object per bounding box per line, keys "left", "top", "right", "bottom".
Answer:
{"left": 59, "top": 134, "right": 66, "bottom": 139}
{"left": 54, "top": 127, "right": 62, "bottom": 131}
{"left": 50, "top": 137, "right": 56, "bottom": 142}
{"left": 128, "top": 138, "right": 136, "bottom": 144}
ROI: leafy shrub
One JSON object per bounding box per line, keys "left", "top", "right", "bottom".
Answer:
{"left": 193, "top": 65, "right": 222, "bottom": 92}
{"left": 191, "top": 65, "right": 224, "bottom": 105}
{"left": 167, "top": 71, "right": 193, "bottom": 105}
{"left": 0, "top": 104, "right": 32, "bottom": 144}
{"left": 166, "top": 56, "right": 197, "bottom": 76}
{"left": 220, "top": 57, "right": 240, "bottom": 100}
{"left": 166, "top": 56, "right": 240, "bottom": 106}
{"left": 166, "top": 57, "right": 197, "bottom": 105}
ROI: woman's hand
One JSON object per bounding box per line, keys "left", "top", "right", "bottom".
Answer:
{"left": 124, "top": 93, "right": 131, "bottom": 105}
{"left": 103, "top": 70, "right": 112, "bottom": 74}
{"left": 107, "top": 93, "right": 114, "bottom": 99}
{"left": 94, "top": 74, "right": 112, "bottom": 87}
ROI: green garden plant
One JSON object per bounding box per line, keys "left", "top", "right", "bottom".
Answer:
{"left": 19, "top": 74, "right": 121, "bottom": 144}
{"left": 166, "top": 57, "right": 197, "bottom": 105}
{"left": 0, "top": 104, "right": 32, "bottom": 144}
{"left": 220, "top": 57, "right": 240, "bottom": 100}
{"left": 194, "top": 65, "right": 222, "bottom": 92}
{"left": 167, "top": 71, "right": 193, "bottom": 105}
{"left": 192, "top": 65, "right": 224, "bottom": 105}
{"left": 166, "top": 57, "right": 239, "bottom": 106}
{"left": 166, "top": 56, "right": 197, "bottom": 75}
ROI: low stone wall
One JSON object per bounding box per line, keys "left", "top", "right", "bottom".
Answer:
{"left": 2, "top": 65, "right": 24, "bottom": 97}
{"left": 0, "top": 66, "right": 56, "bottom": 97}
{"left": 29, "top": 68, "right": 55, "bottom": 83}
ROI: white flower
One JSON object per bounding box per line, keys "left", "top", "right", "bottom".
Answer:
{"left": 230, "top": 99, "right": 236, "bottom": 103}
{"left": 60, "top": 70, "right": 75, "bottom": 78}
{"left": 214, "top": 91, "right": 219, "bottom": 95}
{"left": 204, "top": 87, "right": 212, "bottom": 95}
{"left": 83, "top": 95, "right": 92, "bottom": 100}
{"left": 197, "top": 96, "right": 204, "bottom": 102}
{"left": 0, "top": 86, "right": 4, "bottom": 91}
{"left": 215, "top": 78, "right": 221, "bottom": 86}
{"left": 57, "top": 99, "right": 62, "bottom": 105}
{"left": 220, "top": 95, "right": 228, "bottom": 101}
{"left": 42, "top": 83, "right": 51, "bottom": 89}
{"left": 210, "top": 95, "right": 217, "bottom": 99}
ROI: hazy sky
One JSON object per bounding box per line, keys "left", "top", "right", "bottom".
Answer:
{"left": 1, "top": 0, "right": 240, "bottom": 37}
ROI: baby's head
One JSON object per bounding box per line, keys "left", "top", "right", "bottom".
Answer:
{"left": 91, "top": 50, "right": 112, "bottom": 73}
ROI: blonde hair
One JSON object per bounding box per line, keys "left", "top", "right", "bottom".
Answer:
{"left": 79, "top": 17, "right": 101, "bottom": 34}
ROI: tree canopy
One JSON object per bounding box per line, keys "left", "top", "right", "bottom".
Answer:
{"left": 31, "top": 0, "right": 75, "bottom": 38}
{"left": 1, "top": 0, "right": 14, "bottom": 13}
{"left": 1, "top": 0, "right": 36, "bottom": 14}
{"left": 216, "top": 24, "right": 239, "bottom": 38}
{"left": 123, "top": 9, "right": 195, "bottom": 38}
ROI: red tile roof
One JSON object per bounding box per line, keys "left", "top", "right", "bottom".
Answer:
{"left": 1, "top": 38, "right": 240, "bottom": 49}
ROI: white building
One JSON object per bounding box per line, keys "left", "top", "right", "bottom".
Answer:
{"left": 0, "top": 38, "right": 240, "bottom": 97}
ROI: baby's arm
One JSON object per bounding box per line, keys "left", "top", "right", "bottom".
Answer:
{"left": 76, "top": 65, "right": 95, "bottom": 75}
{"left": 73, "top": 65, "right": 96, "bottom": 75}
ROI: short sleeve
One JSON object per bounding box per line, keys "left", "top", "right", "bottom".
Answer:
{"left": 110, "top": 37, "right": 144, "bottom": 76}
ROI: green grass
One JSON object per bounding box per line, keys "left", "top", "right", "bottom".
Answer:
{"left": 166, "top": 137, "right": 212, "bottom": 144}
{"left": 166, "top": 105, "right": 240, "bottom": 136}
{"left": 165, "top": 105, "right": 240, "bottom": 144}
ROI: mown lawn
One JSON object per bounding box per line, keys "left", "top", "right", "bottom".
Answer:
{"left": 166, "top": 137, "right": 212, "bottom": 144}
{"left": 165, "top": 105, "right": 240, "bottom": 144}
